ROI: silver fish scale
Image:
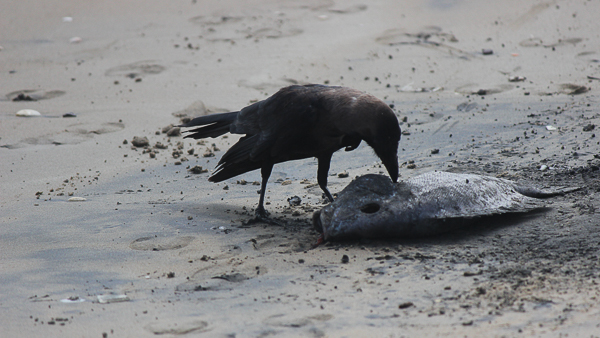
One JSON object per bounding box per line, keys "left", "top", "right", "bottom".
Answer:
{"left": 315, "top": 172, "right": 566, "bottom": 240}
{"left": 404, "top": 171, "right": 542, "bottom": 218}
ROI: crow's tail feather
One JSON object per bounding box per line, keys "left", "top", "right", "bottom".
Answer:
{"left": 180, "top": 111, "right": 238, "bottom": 140}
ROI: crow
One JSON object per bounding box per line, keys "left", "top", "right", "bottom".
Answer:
{"left": 181, "top": 84, "right": 401, "bottom": 220}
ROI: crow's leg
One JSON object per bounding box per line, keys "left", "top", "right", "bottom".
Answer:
{"left": 255, "top": 162, "right": 273, "bottom": 218}
{"left": 242, "top": 162, "right": 284, "bottom": 226}
{"left": 317, "top": 154, "right": 334, "bottom": 202}
{"left": 243, "top": 163, "right": 282, "bottom": 225}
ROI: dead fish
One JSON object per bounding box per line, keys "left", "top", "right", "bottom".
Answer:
{"left": 313, "top": 172, "right": 578, "bottom": 241}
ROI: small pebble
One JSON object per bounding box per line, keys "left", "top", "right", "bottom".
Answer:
{"left": 154, "top": 142, "right": 168, "bottom": 149}
{"left": 188, "top": 165, "right": 208, "bottom": 174}
{"left": 341, "top": 255, "right": 349, "bottom": 264}
{"left": 482, "top": 49, "right": 493, "bottom": 55}
{"left": 583, "top": 124, "right": 595, "bottom": 132}
{"left": 131, "top": 136, "right": 149, "bottom": 147}
{"left": 166, "top": 127, "right": 181, "bottom": 137}
{"left": 67, "top": 197, "right": 87, "bottom": 202}
{"left": 288, "top": 196, "right": 301, "bottom": 206}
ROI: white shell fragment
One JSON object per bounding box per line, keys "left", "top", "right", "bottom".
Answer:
{"left": 16, "top": 109, "right": 41, "bottom": 117}
{"left": 97, "top": 294, "right": 130, "bottom": 304}
{"left": 60, "top": 296, "right": 86, "bottom": 303}
{"left": 400, "top": 83, "right": 443, "bottom": 93}
{"left": 69, "top": 37, "right": 82, "bottom": 44}
{"left": 67, "top": 197, "right": 87, "bottom": 202}
{"left": 546, "top": 125, "right": 558, "bottom": 131}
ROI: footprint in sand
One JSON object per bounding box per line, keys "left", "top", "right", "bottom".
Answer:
{"left": 282, "top": 0, "right": 334, "bottom": 11}
{"left": 144, "top": 319, "right": 209, "bottom": 335}
{"left": 376, "top": 26, "right": 453, "bottom": 45}
{"left": 105, "top": 60, "right": 166, "bottom": 78}
{"left": 454, "top": 83, "right": 514, "bottom": 96}
{"left": 264, "top": 313, "right": 334, "bottom": 328}
{"left": 188, "top": 15, "right": 243, "bottom": 26}
{"left": 171, "top": 101, "right": 230, "bottom": 120}
{"left": 519, "top": 37, "right": 582, "bottom": 48}
{"left": 457, "top": 102, "right": 479, "bottom": 112}
{"left": 375, "top": 26, "right": 469, "bottom": 59}
{"left": 1, "top": 122, "right": 125, "bottom": 149}
{"left": 190, "top": 11, "right": 303, "bottom": 42}
{"left": 327, "top": 4, "right": 367, "bottom": 14}
{"left": 536, "top": 83, "right": 590, "bottom": 96}
{"left": 129, "top": 236, "right": 195, "bottom": 251}
{"left": 175, "top": 272, "right": 250, "bottom": 292}
{"left": 4, "top": 89, "right": 65, "bottom": 102}
{"left": 576, "top": 51, "right": 599, "bottom": 63}
{"left": 249, "top": 27, "right": 303, "bottom": 39}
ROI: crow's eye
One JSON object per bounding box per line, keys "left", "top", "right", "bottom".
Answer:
{"left": 360, "top": 203, "right": 380, "bottom": 214}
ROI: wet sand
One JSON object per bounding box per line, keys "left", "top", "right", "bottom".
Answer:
{"left": 1, "top": 0, "right": 599, "bottom": 336}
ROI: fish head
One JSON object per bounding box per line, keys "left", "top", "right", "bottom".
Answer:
{"left": 313, "top": 174, "right": 399, "bottom": 241}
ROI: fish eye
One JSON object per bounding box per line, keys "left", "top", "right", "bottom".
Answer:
{"left": 360, "top": 203, "right": 380, "bottom": 214}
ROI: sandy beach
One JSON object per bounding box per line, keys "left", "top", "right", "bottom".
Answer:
{"left": 1, "top": 0, "right": 599, "bottom": 336}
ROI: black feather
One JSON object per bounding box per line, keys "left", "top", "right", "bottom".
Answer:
{"left": 180, "top": 111, "right": 239, "bottom": 139}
